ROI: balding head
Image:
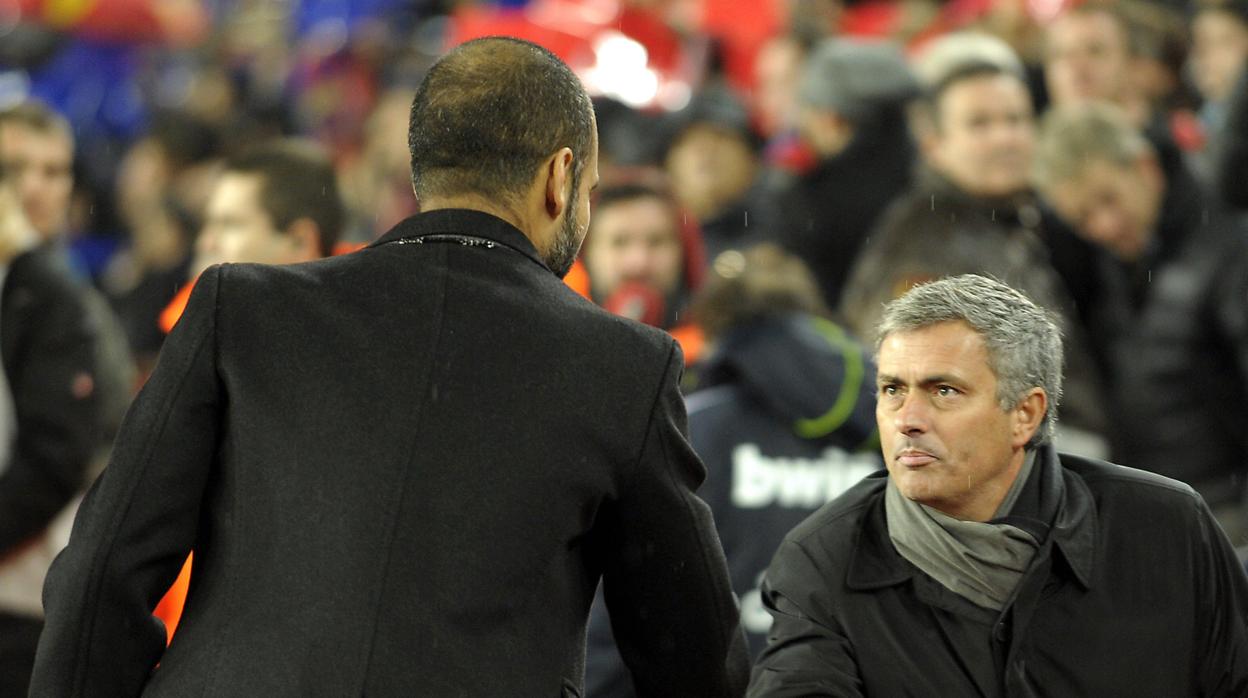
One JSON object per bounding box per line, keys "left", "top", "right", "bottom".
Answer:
{"left": 408, "top": 37, "right": 595, "bottom": 208}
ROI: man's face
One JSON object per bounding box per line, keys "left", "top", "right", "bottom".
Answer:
{"left": 0, "top": 123, "right": 73, "bottom": 240}
{"left": 546, "top": 133, "right": 600, "bottom": 278}
{"left": 583, "top": 196, "right": 683, "bottom": 300}
{"left": 194, "top": 172, "right": 298, "bottom": 275}
{"left": 928, "top": 74, "right": 1035, "bottom": 198}
{"left": 1193, "top": 10, "right": 1248, "bottom": 103}
{"left": 666, "top": 124, "right": 756, "bottom": 221}
{"left": 1046, "top": 158, "right": 1162, "bottom": 263}
{"left": 876, "top": 321, "right": 1027, "bottom": 521}
{"left": 1045, "top": 11, "right": 1132, "bottom": 107}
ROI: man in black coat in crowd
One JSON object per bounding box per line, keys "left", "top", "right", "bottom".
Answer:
{"left": 748, "top": 275, "right": 1248, "bottom": 697}
{"left": 1037, "top": 103, "right": 1248, "bottom": 547}
{"left": 31, "top": 37, "right": 749, "bottom": 697}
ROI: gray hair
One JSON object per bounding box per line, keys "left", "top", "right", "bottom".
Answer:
{"left": 875, "top": 274, "right": 1063, "bottom": 448}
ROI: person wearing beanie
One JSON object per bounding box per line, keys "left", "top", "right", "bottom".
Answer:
{"left": 764, "top": 38, "right": 920, "bottom": 309}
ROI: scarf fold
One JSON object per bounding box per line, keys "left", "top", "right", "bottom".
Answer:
{"left": 886, "top": 451, "right": 1040, "bottom": 610}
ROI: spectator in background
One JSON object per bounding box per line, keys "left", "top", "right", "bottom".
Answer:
{"left": 0, "top": 157, "right": 105, "bottom": 696}
{"left": 191, "top": 138, "right": 342, "bottom": 277}
{"left": 1190, "top": 0, "right": 1248, "bottom": 184}
{"left": 841, "top": 38, "right": 1108, "bottom": 456}
{"left": 767, "top": 38, "right": 918, "bottom": 309}
{"left": 0, "top": 102, "right": 75, "bottom": 246}
{"left": 1036, "top": 103, "right": 1248, "bottom": 546}
{"left": 749, "top": 274, "right": 1248, "bottom": 697}
{"left": 1042, "top": 2, "right": 1188, "bottom": 171}
{"left": 339, "top": 88, "right": 419, "bottom": 242}
{"left": 1043, "top": 3, "right": 1150, "bottom": 124}
{"left": 580, "top": 182, "right": 704, "bottom": 333}
{"left": 104, "top": 110, "right": 222, "bottom": 376}
{"left": 664, "top": 87, "right": 769, "bottom": 263}
{"left": 585, "top": 243, "right": 880, "bottom": 697}
{"left": 150, "top": 137, "right": 346, "bottom": 643}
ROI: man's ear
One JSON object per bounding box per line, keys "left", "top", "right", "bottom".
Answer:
{"left": 1011, "top": 387, "right": 1047, "bottom": 449}
{"left": 285, "top": 218, "right": 323, "bottom": 261}
{"left": 544, "top": 147, "right": 575, "bottom": 221}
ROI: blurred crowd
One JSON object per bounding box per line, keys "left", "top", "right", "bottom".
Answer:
{"left": 2, "top": 0, "right": 1248, "bottom": 692}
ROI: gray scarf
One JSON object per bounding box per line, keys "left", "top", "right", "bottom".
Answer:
{"left": 885, "top": 451, "right": 1039, "bottom": 610}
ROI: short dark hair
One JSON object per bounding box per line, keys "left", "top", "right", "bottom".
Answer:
{"left": 224, "top": 139, "right": 343, "bottom": 256}
{"left": 408, "top": 37, "right": 594, "bottom": 206}
{"left": 592, "top": 182, "right": 677, "bottom": 218}
{"left": 923, "top": 60, "right": 1027, "bottom": 130}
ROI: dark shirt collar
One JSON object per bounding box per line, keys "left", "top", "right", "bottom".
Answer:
{"left": 846, "top": 445, "right": 1097, "bottom": 593}
{"left": 371, "top": 209, "right": 551, "bottom": 273}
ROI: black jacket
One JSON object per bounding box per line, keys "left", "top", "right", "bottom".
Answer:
{"left": 748, "top": 446, "right": 1248, "bottom": 697}
{"left": 767, "top": 108, "right": 916, "bottom": 309}
{"left": 1084, "top": 164, "right": 1248, "bottom": 511}
{"left": 31, "top": 210, "right": 749, "bottom": 697}
{"left": 0, "top": 246, "right": 101, "bottom": 557}
{"left": 585, "top": 314, "right": 881, "bottom": 697}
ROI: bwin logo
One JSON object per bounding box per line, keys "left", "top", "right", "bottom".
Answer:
{"left": 731, "top": 444, "right": 879, "bottom": 509}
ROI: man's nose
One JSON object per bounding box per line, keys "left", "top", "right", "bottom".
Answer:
{"left": 894, "top": 392, "right": 929, "bottom": 436}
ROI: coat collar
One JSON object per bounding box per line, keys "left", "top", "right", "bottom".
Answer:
{"left": 371, "top": 209, "right": 551, "bottom": 273}
{"left": 845, "top": 445, "right": 1098, "bottom": 592}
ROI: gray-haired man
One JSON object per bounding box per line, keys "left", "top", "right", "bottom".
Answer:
{"left": 748, "top": 274, "right": 1248, "bottom": 697}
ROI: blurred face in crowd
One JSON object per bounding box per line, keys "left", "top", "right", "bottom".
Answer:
{"left": 754, "top": 37, "right": 805, "bottom": 137}
{"left": 926, "top": 73, "right": 1035, "bottom": 199}
{"left": 583, "top": 195, "right": 683, "bottom": 300}
{"left": 1192, "top": 9, "right": 1248, "bottom": 103}
{"left": 195, "top": 172, "right": 317, "bottom": 275}
{"left": 666, "top": 124, "right": 756, "bottom": 222}
{"left": 0, "top": 123, "right": 73, "bottom": 240}
{"left": 1045, "top": 10, "right": 1132, "bottom": 107}
{"left": 1045, "top": 157, "right": 1163, "bottom": 263}
{"left": 876, "top": 321, "right": 1040, "bottom": 522}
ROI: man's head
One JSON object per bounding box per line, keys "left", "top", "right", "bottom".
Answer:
{"left": 0, "top": 101, "right": 74, "bottom": 241}
{"left": 919, "top": 60, "right": 1035, "bottom": 198}
{"left": 1035, "top": 104, "right": 1164, "bottom": 263}
{"left": 582, "top": 183, "right": 685, "bottom": 310}
{"left": 194, "top": 139, "right": 343, "bottom": 275}
{"left": 691, "top": 243, "right": 828, "bottom": 342}
{"left": 796, "top": 38, "right": 918, "bottom": 158}
{"left": 874, "top": 275, "right": 1059, "bottom": 521}
{"left": 1192, "top": 0, "right": 1248, "bottom": 103}
{"left": 408, "top": 37, "right": 598, "bottom": 277}
{"left": 1044, "top": 5, "right": 1135, "bottom": 108}
{"left": 665, "top": 90, "right": 758, "bottom": 223}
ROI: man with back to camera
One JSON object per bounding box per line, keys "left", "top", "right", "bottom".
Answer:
{"left": 748, "top": 274, "right": 1248, "bottom": 696}
{"left": 30, "top": 37, "right": 749, "bottom": 697}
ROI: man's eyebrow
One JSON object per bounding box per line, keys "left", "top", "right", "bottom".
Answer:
{"left": 876, "top": 373, "right": 962, "bottom": 386}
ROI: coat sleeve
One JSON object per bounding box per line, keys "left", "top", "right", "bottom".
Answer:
{"left": 1194, "top": 494, "right": 1248, "bottom": 695}
{"left": 598, "top": 341, "right": 751, "bottom": 698}
{"left": 29, "top": 265, "right": 226, "bottom": 698}
{"left": 0, "top": 252, "right": 101, "bottom": 554}
{"left": 747, "top": 540, "right": 864, "bottom": 698}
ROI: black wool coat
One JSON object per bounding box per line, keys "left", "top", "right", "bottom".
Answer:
{"left": 747, "top": 447, "right": 1248, "bottom": 697}
{"left": 31, "top": 209, "right": 750, "bottom": 697}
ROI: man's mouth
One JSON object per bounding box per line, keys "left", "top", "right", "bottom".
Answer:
{"left": 896, "top": 449, "right": 938, "bottom": 468}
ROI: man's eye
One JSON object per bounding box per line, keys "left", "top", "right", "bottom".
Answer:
{"left": 880, "top": 385, "right": 899, "bottom": 396}
{"left": 935, "top": 385, "right": 959, "bottom": 397}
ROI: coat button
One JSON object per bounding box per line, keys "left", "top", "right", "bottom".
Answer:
{"left": 994, "top": 621, "right": 1008, "bottom": 641}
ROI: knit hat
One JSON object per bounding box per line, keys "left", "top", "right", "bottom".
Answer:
{"left": 798, "top": 38, "right": 919, "bottom": 122}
